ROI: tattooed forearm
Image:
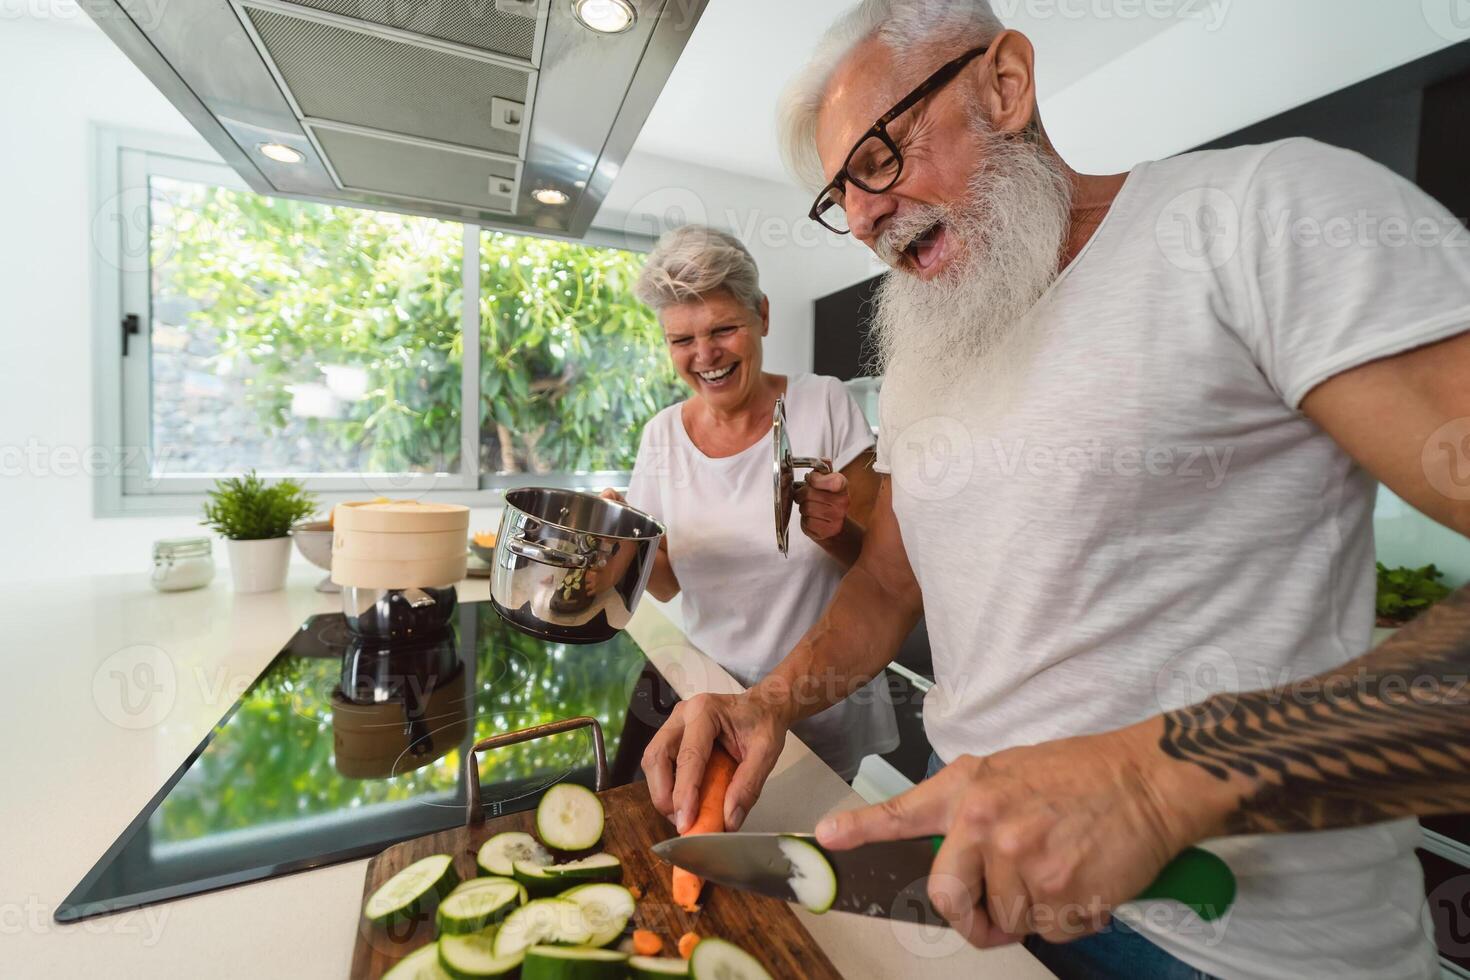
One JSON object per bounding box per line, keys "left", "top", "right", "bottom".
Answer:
{"left": 1160, "top": 584, "right": 1470, "bottom": 835}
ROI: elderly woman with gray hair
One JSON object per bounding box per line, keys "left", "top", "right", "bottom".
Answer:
{"left": 603, "top": 224, "right": 898, "bottom": 784}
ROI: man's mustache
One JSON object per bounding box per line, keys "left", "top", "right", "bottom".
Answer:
{"left": 876, "top": 205, "right": 950, "bottom": 268}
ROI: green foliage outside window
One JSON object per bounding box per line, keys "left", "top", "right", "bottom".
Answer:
{"left": 161, "top": 183, "right": 681, "bottom": 475}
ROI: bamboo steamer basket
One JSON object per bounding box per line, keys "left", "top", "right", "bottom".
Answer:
{"left": 332, "top": 527, "right": 467, "bottom": 562}
{"left": 331, "top": 501, "right": 469, "bottom": 589}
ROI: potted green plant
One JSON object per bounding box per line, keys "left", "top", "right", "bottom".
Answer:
{"left": 202, "top": 471, "right": 318, "bottom": 593}
{"left": 1375, "top": 562, "right": 1453, "bottom": 628}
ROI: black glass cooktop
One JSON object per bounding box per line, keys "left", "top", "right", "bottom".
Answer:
{"left": 57, "top": 602, "right": 675, "bottom": 923}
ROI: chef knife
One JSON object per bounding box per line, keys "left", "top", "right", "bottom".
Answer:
{"left": 652, "top": 833, "right": 1235, "bottom": 927}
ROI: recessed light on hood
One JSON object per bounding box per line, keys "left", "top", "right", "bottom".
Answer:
{"left": 533, "top": 187, "right": 570, "bottom": 206}
{"left": 258, "top": 142, "right": 304, "bottom": 164}
{"left": 573, "top": 0, "right": 636, "bottom": 34}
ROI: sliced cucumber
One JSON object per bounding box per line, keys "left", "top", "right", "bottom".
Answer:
{"left": 447, "top": 875, "right": 521, "bottom": 900}
{"left": 514, "top": 858, "right": 571, "bottom": 898}
{"left": 629, "top": 955, "right": 690, "bottom": 978}
{"left": 383, "top": 942, "right": 452, "bottom": 980}
{"left": 522, "top": 944, "right": 628, "bottom": 980}
{"left": 559, "top": 883, "right": 635, "bottom": 948}
{"left": 492, "top": 898, "right": 593, "bottom": 958}
{"left": 365, "top": 854, "right": 459, "bottom": 926}
{"left": 437, "top": 929, "right": 523, "bottom": 979}
{"left": 778, "top": 836, "right": 837, "bottom": 914}
{"left": 436, "top": 879, "right": 523, "bottom": 935}
{"left": 536, "top": 783, "right": 604, "bottom": 851}
{"left": 478, "top": 831, "right": 552, "bottom": 877}
{"left": 544, "top": 853, "right": 622, "bottom": 884}
{"left": 688, "top": 938, "right": 773, "bottom": 980}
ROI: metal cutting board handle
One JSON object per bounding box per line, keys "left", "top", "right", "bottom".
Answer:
{"left": 463, "top": 716, "right": 608, "bottom": 827}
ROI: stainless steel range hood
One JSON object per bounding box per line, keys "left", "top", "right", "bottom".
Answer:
{"left": 80, "top": 0, "right": 708, "bottom": 238}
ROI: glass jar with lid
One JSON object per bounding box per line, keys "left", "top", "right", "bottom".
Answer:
{"left": 151, "top": 537, "right": 216, "bottom": 592}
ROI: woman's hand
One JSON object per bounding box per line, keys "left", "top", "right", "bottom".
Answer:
{"left": 642, "top": 690, "right": 792, "bottom": 832}
{"left": 795, "top": 465, "right": 849, "bottom": 541}
{"left": 603, "top": 487, "right": 681, "bottom": 600}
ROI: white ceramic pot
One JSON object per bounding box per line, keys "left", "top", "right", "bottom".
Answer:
{"left": 226, "top": 537, "right": 293, "bottom": 594}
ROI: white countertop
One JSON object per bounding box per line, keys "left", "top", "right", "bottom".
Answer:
{"left": 0, "top": 567, "right": 1049, "bottom": 978}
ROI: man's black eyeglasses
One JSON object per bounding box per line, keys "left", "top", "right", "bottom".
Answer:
{"left": 809, "top": 45, "right": 990, "bottom": 235}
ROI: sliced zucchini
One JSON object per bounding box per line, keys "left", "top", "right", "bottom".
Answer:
{"left": 477, "top": 831, "right": 552, "bottom": 877}
{"left": 436, "top": 879, "right": 523, "bottom": 935}
{"left": 492, "top": 898, "right": 593, "bottom": 958}
{"left": 514, "top": 858, "right": 571, "bottom": 898}
{"left": 778, "top": 836, "right": 837, "bottom": 914}
{"left": 559, "top": 883, "right": 635, "bottom": 948}
{"left": 629, "top": 955, "right": 690, "bottom": 978}
{"left": 536, "top": 783, "right": 604, "bottom": 851}
{"left": 365, "top": 854, "right": 459, "bottom": 926}
{"left": 447, "top": 875, "right": 519, "bottom": 897}
{"left": 382, "top": 942, "right": 452, "bottom": 980}
{"left": 438, "top": 929, "right": 523, "bottom": 979}
{"left": 543, "top": 853, "right": 622, "bottom": 884}
{"left": 688, "top": 938, "right": 773, "bottom": 980}
{"left": 522, "top": 944, "right": 628, "bottom": 980}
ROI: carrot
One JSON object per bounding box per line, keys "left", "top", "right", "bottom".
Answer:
{"left": 627, "top": 884, "right": 643, "bottom": 900}
{"left": 678, "top": 931, "right": 700, "bottom": 959}
{"left": 671, "top": 747, "right": 738, "bottom": 912}
{"left": 632, "top": 930, "right": 663, "bottom": 956}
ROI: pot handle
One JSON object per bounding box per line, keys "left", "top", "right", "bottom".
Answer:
{"left": 788, "top": 455, "right": 832, "bottom": 492}
{"left": 506, "top": 532, "right": 592, "bottom": 569}
{"left": 463, "top": 716, "right": 609, "bottom": 827}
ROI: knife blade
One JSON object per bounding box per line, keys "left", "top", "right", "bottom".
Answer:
{"left": 652, "top": 833, "right": 1235, "bottom": 927}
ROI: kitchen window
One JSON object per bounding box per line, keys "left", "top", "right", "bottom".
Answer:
{"left": 97, "top": 130, "right": 678, "bottom": 513}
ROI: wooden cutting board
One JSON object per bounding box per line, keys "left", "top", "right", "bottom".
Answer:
{"left": 350, "top": 782, "right": 841, "bottom": 978}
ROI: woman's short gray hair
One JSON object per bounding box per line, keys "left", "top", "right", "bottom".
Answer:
{"left": 778, "top": 0, "right": 1005, "bottom": 191}
{"left": 635, "top": 225, "right": 766, "bottom": 316}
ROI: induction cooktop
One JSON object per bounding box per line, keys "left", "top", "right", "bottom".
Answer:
{"left": 56, "top": 602, "right": 676, "bottom": 923}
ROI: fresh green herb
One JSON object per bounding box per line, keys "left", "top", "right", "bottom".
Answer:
{"left": 201, "top": 471, "right": 317, "bottom": 540}
{"left": 1375, "top": 562, "right": 1453, "bottom": 626}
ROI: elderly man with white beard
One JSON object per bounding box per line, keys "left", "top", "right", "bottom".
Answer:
{"left": 640, "top": 2, "right": 1470, "bottom": 978}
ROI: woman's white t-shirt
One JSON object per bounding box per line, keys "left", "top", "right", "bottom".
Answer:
{"left": 627, "top": 373, "right": 899, "bottom": 779}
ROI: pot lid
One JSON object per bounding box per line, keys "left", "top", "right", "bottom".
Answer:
{"left": 771, "top": 396, "right": 832, "bottom": 557}
{"left": 773, "top": 396, "right": 794, "bottom": 556}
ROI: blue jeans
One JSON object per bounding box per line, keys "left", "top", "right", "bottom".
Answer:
{"left": 924, "top": 753, "right": 1217, "bottom": 980}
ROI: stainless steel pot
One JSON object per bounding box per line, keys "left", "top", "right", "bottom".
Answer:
{"left": 491, "top": 488, "right": 665, "bottom": 644}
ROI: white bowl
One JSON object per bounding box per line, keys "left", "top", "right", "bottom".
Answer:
{"left": 292, "top": 520, "right": 337, "bottom": 593}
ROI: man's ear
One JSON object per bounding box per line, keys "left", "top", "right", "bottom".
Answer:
{"left": 974, "top": 30, "right": 1038, "bottom": 137}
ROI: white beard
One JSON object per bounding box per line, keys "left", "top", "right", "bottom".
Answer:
{"left": 871, "top": 126, "right": 1072, "bottom": 427}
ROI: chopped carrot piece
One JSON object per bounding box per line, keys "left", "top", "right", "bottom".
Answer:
{"left": 632, "top": 930, "right": 663, "bottom": 956}
{"left": 678, "top": 932, "right": 700, "bottom": 960}
{"left": 627, "top": 884, "right": 643, "bottom": 900}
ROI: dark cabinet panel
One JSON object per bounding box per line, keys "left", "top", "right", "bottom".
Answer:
{"left": 813, "top": 275, "right": 881, "bottom": 381}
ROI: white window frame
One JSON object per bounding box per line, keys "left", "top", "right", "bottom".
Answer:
{"left": 94, "top": 127, "right": 645, "bottom": 517}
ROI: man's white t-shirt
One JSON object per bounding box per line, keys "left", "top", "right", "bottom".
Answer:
{"left": 876, "top": 139, "right": 1470, "bottom": 979}
{"left": 629, "top": 373, "right": 899, "bottom": 779}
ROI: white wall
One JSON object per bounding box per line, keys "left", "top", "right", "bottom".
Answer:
{"left": 0, "top": 15, "right": 878, "bottom": 586}
{"left": 0, "top": 16, "right": 214, "bottom": 584}
{"left": 1044, "top": 0, "right": 1470, "bottom": 173}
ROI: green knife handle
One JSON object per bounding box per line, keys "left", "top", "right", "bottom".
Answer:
{"left": 1135, "top": 846, "right": 1236, "bottom": 921}
{"left": 926, "top": 838, "right": 1235, "bottom": 922}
